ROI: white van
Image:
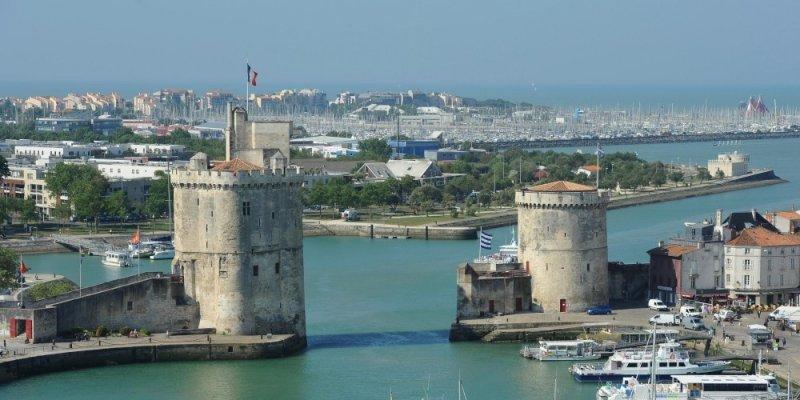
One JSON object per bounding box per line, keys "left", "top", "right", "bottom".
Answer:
{"left": 648, "top": 299, "right": 669, "bottom": 311}
{"left": 680, "top": 305, "right": 701, "bottom": 318}
{"left": 769, "top": 306, "right": 800, "bottom": 321}
{"left": 649, "top": 314, "right": 681, "bottom": 326}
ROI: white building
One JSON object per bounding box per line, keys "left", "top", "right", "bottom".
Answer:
{"left": 708, "top": 151, "right": 749, "bottom": 177}
{"left": 74, "top": 158, "right": 182, "bottom": 180}
{"left": 724, "top": 226, "right": 800, "bottom": 305}
{"left": 129, "top": 144, "right": 186, "bottom": 156}
{"left": 14, "top": 144, "right": 92, "bottom": 159}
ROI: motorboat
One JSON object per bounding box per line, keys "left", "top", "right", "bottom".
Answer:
{"left": 102, "top": 250, "right": 132, "bottom": 267}
{"left": 520, "top": 340, "right": 601, "bottom": 361}
{"left": 150, "top": 247, "right": 175, "bottom": 260}
{"left": 570, "top": 341, "right": 729, "bottom": 382}
{"left": 596, "top": 374, "right": 782, "bottom": 399}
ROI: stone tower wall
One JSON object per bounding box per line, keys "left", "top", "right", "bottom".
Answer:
{"left": 516, "top": 190, "right": 609, "bottom": 312}
{"left": 171, "top": 169, "right": 305, "bottom": 336}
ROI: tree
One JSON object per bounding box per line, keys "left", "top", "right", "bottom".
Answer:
{"left": 143, "top": 171, "right": 170, "bottom": 218}
{"left": 358, "top": 138, "right": 393, "bottom": 161}
{"left": 105, "top": 190, "right": 130, "bottom": 219}
{"left": 408, "top": 186, "right": 442, "bottom": 215}
{"left": 697, "top": 167, "right": 712, "bottom": 182}
{"left": 70, "top": 179, "right": 106, "bottom": 229}
{"left": 45, "top": 163, "right": 108, "bottom": 230}
{"left": 17, "top": 198, "right": 37, "bottom": 228}
{"left": 0, "top": 155, "right": 9, "bottom": 178}
{"left": 0, "top": 247, "right": 20, "bottom": 289}
{"left": 715, "top": 169, "right": 725, "bottom": 179}
{"left": 669, "top": 171, "right": 684, "bottom": 187}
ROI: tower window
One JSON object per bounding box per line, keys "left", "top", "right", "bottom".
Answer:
{"left": 272, "top": 211, "right": 275, "bottom": 219}
{"left": 196, "top": 198, "right": 199, "bottom": 205}
{"left": 253, "top": 265, "right": 259, "bottom": 276}
{"left": 243, "top": 201, "right": 251, "bottom": 216}
{"left": 586, "top": 263, "right": 590, "bottom": 272}
{"left": 127, "top": 301, "right": 133, "bottom": 311}
{"left": 275, "top": 262, "right": 280, "bottom": 274}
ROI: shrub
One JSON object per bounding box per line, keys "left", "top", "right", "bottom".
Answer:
{"left": 465, "top": 207, "right": 477, "bottom": 217}
{"left": 119, "top": 326, "right": 132, "bottom": 336}
{"left": 94, "top": 325, "right": 109, "bottom": 337}
{"left": 450, "top": 208, "right": 460, "bottom": 218}
{"left": 25, "top": 280, "right": 78, "bottom": 302}
{"left": 140, "top": 329, "right": 150, "bottom": 336}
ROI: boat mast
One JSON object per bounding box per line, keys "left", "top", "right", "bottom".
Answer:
{"left": 650, "top": 321, "right": 657, "bottom": 400}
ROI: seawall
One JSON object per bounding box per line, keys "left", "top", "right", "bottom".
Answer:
{"left": 0, "top": 334, "right": 305, "bottom": 384}
{"left": 303, "top": 220, "right": 476, "bottom": 240}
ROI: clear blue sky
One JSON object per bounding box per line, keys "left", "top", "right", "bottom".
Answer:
{"left": 1, "top": 0, "right": 798, "bottom": 89}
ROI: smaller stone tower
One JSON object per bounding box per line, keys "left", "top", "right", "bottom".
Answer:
{"left": 516, "top": 181, "right": 610, "bottom": 312}
{"left": 172, "top": 105, "right": 305, "bottom": 339}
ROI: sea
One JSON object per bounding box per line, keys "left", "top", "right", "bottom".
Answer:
{"left": 2, "top": 137, "right": 800, "bottom": 399}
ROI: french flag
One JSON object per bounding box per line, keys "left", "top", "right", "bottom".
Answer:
{"left": 247, "top": 63, "right": 258, "bottom": 86}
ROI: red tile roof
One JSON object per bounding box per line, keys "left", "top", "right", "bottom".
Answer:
{"left": 210, "top": 158, "right": 263, "bottom": 172}
{"left": 528, "top": 180, "right": 595, "bottom": 192}
{"left": 580, "top": 165, "right": 600, "bottom": 173}
{"left": 727, "top": 226, "right": 800, "bottom": 247}
{"left": 656, "top": 244, "right": 697, "bottom": 258}
{"left": 776, "top": 211, "right": 800, "bottom": 221}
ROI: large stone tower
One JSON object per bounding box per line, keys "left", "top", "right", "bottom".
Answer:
{"left": 171, "top": 105, "right": 305, "bottom": 338}
{"left": 516, "top": 181, "right": 609, "bottom": 312}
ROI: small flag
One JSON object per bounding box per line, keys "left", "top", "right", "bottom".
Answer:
{"left": 130, "top": 229, "right": 141, "bottom": 245}
{"left": 247, "top": 63, "right": 258, "bottom": 86}
{"left": 595, "top": 143, "right": 604, "bottom": 157}
{"left": 480, "top": 231, "right": 493, "bottom": 250}
{"left": 18, "top": 259, "right": 29, "bottom": 274}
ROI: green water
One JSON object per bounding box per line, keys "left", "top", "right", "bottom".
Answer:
{"left": 3, "top": 139, "right": 800, "bottom": 399}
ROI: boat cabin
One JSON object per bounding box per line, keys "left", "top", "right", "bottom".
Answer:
{"left": 538, "top": 340, "right": 596, "bottom": 356}
{"left": 671, "top": 375, "right": 779, "bottom": 398}
{"left": 617, "top": 328, "right": 679, "bottom": 345}
{"left": 747, "top": 324, "right": 773, "bottom": 346}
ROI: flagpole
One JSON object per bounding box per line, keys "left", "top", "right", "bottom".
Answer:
{"left": 596, "top": 142, "right": 600, "bottom": 189}
{"left": 78, "top": 245, "right": 82, "bottom": 298}
{"left": 245, "top": 58, "right": 250, "bottom": 115}
{"left": 478, "top": 227, "right": 482, "bottom": 260}
{"left": 137, "top": 225, "right": 141, "bottom": 277}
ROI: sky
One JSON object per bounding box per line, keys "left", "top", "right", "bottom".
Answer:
{"left": 1, "top": 0, "right": 799, "bottom": 97}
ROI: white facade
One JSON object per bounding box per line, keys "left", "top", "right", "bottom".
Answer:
{"left": 129, "top": 144, "right": 186, "bottom": 156}
{"left": 15, "top": 144, "right": 91, "bottom": 159}
{"left": 724, "top": 233, "right": 800, "bottom": 305}
{"left": 74, "top": 159, "right": 181, "bottom": 179}
{"left": 708, "top": 151, "right": 749, "bottom": 177}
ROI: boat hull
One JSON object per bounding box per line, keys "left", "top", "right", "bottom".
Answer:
{"left": 573, "top": 362, "right": 730, "bottom": 382}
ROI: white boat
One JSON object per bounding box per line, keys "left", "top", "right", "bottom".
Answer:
{"left": 570, "top": 341, "right": 729, "bottom": 382}
{"left": 596, "top": 374, "right": 782, "bottom": 400}
{"left": 520, "top": 340, "right": 601, "bottom": 361}
{"left": 102, "top": 250, "right": 132, "bottom": 267}
{"left": 150, "top": 248, "right": 175, "bottom": 260}
{"left": 474, "top": 229, "right": 518, "bottom": 264}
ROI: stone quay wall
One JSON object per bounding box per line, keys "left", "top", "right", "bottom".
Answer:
{"left": 304, "top": 220, "right": 476, "bottom": 240}
{"left": 0, "top": 334, "right": 305, "bottom": 384}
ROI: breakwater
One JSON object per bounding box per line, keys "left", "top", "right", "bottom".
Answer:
{"left": 0, "top": 334, "right": 305, "bottom": 384}
{"left": 303, "top": 220, "right": 476, "bottom": 240}
{"left": 479, "top": 129, "right": 800, "bottom": 150}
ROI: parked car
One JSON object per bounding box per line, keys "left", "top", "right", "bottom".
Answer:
{"left": 683, "top": 316, "right": 706, "bottom": 331}
{"left": 679, "top": 305, "right": 701, "bottom": 318}
{"left": 714, "top": 309, "right": 739, "bottom": 322}
{"left": 649, "top": 313, "right": 681, "bottom": 326}
{"left": 587, "top": 305, "right": 612, "bottom": 315}
{"left": 769, "top": 306, "right": 800, "bottom": 321}
{"left": 648, "top": 299, "right": 669, "bottom": 311}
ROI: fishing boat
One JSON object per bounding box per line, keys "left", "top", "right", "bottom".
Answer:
{"left": 102, "top": 250, "right": 132, "bottom": 267}
{"left": 570, "top": 341, "right": 729, "bottom": 382}
{"left": 520, "top": 340, "right": 601, "bottom": 361}
{"left": 596, "top": 374, "right": 783, "bottom": 400}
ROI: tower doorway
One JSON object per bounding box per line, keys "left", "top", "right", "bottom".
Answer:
{"left": 559, "top": 299, "right": 567, "bottom": 312}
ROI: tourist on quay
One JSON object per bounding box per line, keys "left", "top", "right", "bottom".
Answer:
{"left": 782, "top": 336, "right": 787, "bottom": 347}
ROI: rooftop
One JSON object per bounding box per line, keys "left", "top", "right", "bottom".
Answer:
{"left": 727, "top": 226, "right": 800, "bottom": 247}
{"left": 210, "top": 158, "right": 263, "bottom": 172}
{"left": 526, "top": 180, "right": 595, "bottom": 192}
{"left": 649, "top": 244, "right": 697, "bottom": 258}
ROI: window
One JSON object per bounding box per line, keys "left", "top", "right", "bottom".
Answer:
{"left": 744, "top": 259, "right": 751, "bottom": 269}
{"left": 272, "top": 212, "right": 275, "bottom": 219}
{"left": 127, "top": 301, "right": 133, "bottom": 311}
{"left": 714, "top": 275, "right": 720, "bottom": 287}
{"left": 243, "top": 201, "right": 251, "bottom": 216}
{"left": 768, "top": 275, "right": 772, "bottom": 286}
{"left": 586, "top": 263, "right": 590, "bottom": 272}
{"left": 781, "top": 274, "right": 784, "bottom": 286}
{"left": 726, "top": 274, "right": 731, "bottom": 283}
{"left": 275, "top": 262, "right": 280, "bottom": 274}
{"left": 690, "top": 277, "right": 696, "bottom": 289}
{"left": 253, "top": 265, "right": 259, "bottom": 276}
{"left": 745, "top": 248, "right": 751, "bottom": 254}
{"left": 744, "top": 275, "right": 751, "bottom": 286}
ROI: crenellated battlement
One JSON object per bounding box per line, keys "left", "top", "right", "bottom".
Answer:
{"left": 170, "top": 169, "right": 304, "bottom": 189}
{"left": 515, "top": 190, "right": 609, "bottom": 209}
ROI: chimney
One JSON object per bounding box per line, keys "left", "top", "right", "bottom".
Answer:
{"left": 714, "top": 209, "right": 724, "bottom": 240}
{"left": 224, "top": 102, "right": 234, "bottom": 161}
{"left": 752, "top": 208, "right": 757, "bottom": 221}
{"left": 658, "top": 240, "right": 664, "bottom": 248}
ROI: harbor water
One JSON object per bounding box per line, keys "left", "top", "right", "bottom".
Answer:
{"left": 4, "top": 138, "right": 800, "bottom": 399}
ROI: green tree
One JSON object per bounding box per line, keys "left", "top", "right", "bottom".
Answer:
{"left": 105, "top": 190, "right": 130, "bottom": 218}
{"left": 715, "top": 169, "right": 725, "bottom": 179}
{"left": 0, "top": 247, "right": 20, "bottom": 289}
{"left": 0, "top": 155, "right": 9, "bottom": 178}
{"left": 669, "top": 171, "right": 684, "bottom": 187}
{"left": 17, "top": 198, "right": 37, "bottom": 228}
{"left": 408, "top": 186, "right": 442, "bottom": 215}
{"left": 143, "top": 171, "right": 170, "bottom": 218}
{"left": 697, "top": 167, "right": 712, "bottom": 182}
{"left": 358, "top": 138, "right": 393, "bottom": 161}
{"left": 70, "top": 179, "right": 107, "bottom": 229}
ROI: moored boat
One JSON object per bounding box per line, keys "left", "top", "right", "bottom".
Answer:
{"left": 570, "top": 341, "right": 729, "bottom": 382}
{"left": 596, "top": 374, "right": 782, "bottom": 400}
{"left": 520, "top": 340, "right": 601, "bottom": 361}
{"left": 102, "top": 250, "right": 132, "bottom": 267}
{"left": 150, "top": 247, "right": 175, "bottom": 260}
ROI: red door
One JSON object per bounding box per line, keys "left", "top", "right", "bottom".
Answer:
{"left": 25, "top": 319, "right": 33, "bottom": 340}
{"left": 559, "top": 299, "right": 567, "bottom": 312}
{"left": 9, "top": 318, "right": 16, "bottom": 338}
{"left": 515, "top": 297, "right": 523, "bottom": 312}
{"left": 488, "top": 300, "right": 495, "bottom": 314}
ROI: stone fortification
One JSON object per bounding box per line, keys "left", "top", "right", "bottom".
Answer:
{"left": 516, "top": 181, "right": 610, "bottom": 312}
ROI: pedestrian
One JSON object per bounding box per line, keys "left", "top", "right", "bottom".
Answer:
{"left": 782, "top": 336, "right": 787, "bottom": 347}
{"left": 757, "top": 309, "right": 761, "bottom": 318}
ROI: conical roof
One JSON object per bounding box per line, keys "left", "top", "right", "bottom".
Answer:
{"left": 527, "top": 180, "right": 595, "bottom": 192}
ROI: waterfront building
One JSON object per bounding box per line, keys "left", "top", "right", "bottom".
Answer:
{"left": 128, "top": 144, "right": 185, "bottom": 157}
{"left": 387, "top": 138, "right": 442, "bottom": 158}
{"left": 766, "top": 209, "right": 800, "bottom": 234}
{"left": 14, "top": 143, "right": 92, "bottom": 159}
{"left": 75, "top": 158, "right": 182, "bottom": 180}
{"left": 516, "top": 181, "right": 610, "bottom": 312}
{"left": 356, "top": 159, "right": 459, "bottom": 186}
{"left": 708, "top": 151, "right": 749, "bottom": 177}
{"left": 89, "top": 115, "right": 123, "bottom": 135}
{"left": 171, "top": 105, "right": 306, "bottom": 338}
{"left": 34, "top": 117, "right": 91, "bottom": 133}
{"left": 724, "top": 226, "right": 800, "bottom": 305}
{"left": 456, "top": 261, "right": 532, "bottom": 319}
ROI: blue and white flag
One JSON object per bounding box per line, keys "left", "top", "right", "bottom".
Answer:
{"left": 595, "top": 143, "right": 604, "bottom": 157}
{"left": 480, "top": 231, "right": 493, "bottom": 250}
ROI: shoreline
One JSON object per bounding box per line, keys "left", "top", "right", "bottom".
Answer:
{"left": 480, "top": 130, "right": 800, "bottom": 150}
{"left": 0, "top": 334, "right": 305, "bottom": 384}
